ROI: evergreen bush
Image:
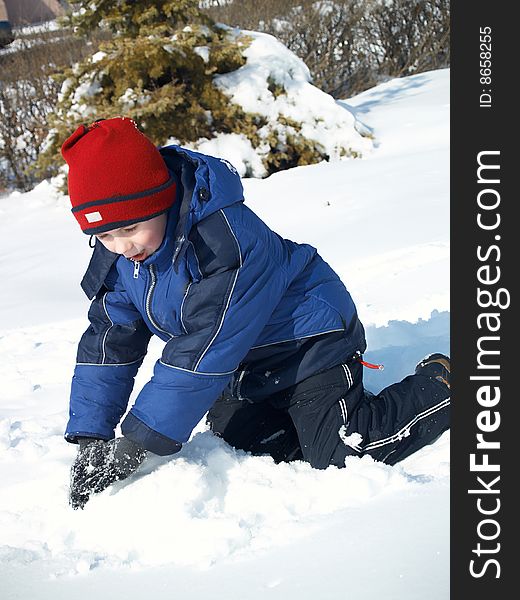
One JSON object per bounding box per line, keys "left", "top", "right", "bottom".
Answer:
{"left": 37, "top": 0, "right": 368, "bottom": 182}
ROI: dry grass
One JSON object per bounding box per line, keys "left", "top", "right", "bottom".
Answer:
{"left": 0, "top": 23, "right": 109, "bottom": 190}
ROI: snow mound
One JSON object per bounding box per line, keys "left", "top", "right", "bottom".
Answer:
{"left": 0, "top": 319, "right": 448, "bottom": 574}
{"left": 0, "top": 384, "right": 446, "bottom": 576}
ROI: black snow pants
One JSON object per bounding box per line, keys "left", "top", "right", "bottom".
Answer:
{"left": 206, "top": 357, "right": 450, "bottom": 469}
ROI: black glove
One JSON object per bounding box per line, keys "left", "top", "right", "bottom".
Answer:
{"left": 69, "top": 436, "right": 147, "bottom": 510}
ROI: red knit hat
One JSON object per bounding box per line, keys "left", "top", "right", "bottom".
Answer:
{"left": 61, "top": 117, "right": 177, "bottom": 234}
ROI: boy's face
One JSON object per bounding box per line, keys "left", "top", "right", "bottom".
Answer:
{"left": 95, "top": 213, "right": 168, "bottom": 261}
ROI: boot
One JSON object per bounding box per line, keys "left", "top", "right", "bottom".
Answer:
{"left": 415, "top": 353, "right": 450, "bottom": 390}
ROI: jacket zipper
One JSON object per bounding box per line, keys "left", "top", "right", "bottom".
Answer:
{"left": 145, "top": 263, "right": 174, "bottom": 338}
{"left": 133, "top": 260, "right": 140, "bottom": 279}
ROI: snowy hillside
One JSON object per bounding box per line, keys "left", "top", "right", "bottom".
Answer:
{"left": 0, "top": 68, "right": 449, "bottom": 599}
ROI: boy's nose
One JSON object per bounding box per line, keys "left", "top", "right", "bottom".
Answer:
{"left": 114, "top": 238, "right": 135, "bottom": 256}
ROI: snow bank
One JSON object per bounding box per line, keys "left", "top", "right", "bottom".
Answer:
{"left": 0, "top": 318, "right": 447, "bottom": 573}
{"left": 0, "top": 428, "right": 413, "bottom": 571}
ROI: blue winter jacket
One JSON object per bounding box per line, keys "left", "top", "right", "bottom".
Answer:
{"left": 65, "top": 146, "right": 366, "bottom": 455}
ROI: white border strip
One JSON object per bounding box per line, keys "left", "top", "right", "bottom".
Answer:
{"left": 76, "top": 356, "right": 145, "bottom": 367}
{"left": 341, "top": 363, "right": 353, "bottom": 388}
{"left": 362, "top": 397, "right": 450, "bottom": 452}
{"left": 159, "top": 360, "right": 236, "bottom": 377}
{"left": 180, "top": 282, "right": 192, "bottom": 334}
{"left": 338, "top": 398, "right": 348, "bottom": 424}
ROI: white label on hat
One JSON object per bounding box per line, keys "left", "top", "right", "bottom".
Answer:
{"left": 85, "top": 211, "right": 103, "bottom": 223}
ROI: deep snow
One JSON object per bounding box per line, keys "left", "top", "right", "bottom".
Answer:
{"left": 0, "top": 68, "right": 449, "bottom": 599}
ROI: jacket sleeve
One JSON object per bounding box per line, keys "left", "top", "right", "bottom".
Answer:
{"left": 121, "top": 208, "right": 289, "bottom": 455}
{"left": 65, "top": 263, "right": 153, "bottom": 443}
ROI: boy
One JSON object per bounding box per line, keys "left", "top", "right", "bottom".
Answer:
{"left": 62, "top": 117, "right": 450, "bottom": 510}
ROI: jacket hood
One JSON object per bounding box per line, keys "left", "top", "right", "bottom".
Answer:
{"left": 159, "top": 145, "right": 245, "bottom": 271}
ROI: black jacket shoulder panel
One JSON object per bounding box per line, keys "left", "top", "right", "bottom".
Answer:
{"left": 188, "top": 210, "right": 241, "bottom": 278}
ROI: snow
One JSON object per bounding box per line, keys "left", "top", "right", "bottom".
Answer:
{"left": 0, "top": 22, "right": 61, "bottom": 57}
{"left": 194, "top": 45, "right": 210, "bottom": 63}
{"left": 192, "top": 29, "right": 374, "bottom": 177}
{"left": 194, "top": 132, "right": 266, "bottom": 178}
{"left": 90, "top": 51, "right": 106, "bottom": 64}
{"left": 118, "top": 88, "right": 152, "bottom": 110}
{"left": 0, "top": 68, "right": 449, "bottom": 598}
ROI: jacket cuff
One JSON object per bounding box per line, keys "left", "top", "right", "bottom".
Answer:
{"left": 64, "top": 432, "right": 113, "bottom": 444}
{"left": 121, "top": 412, "right": 182, "bottom": 456}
